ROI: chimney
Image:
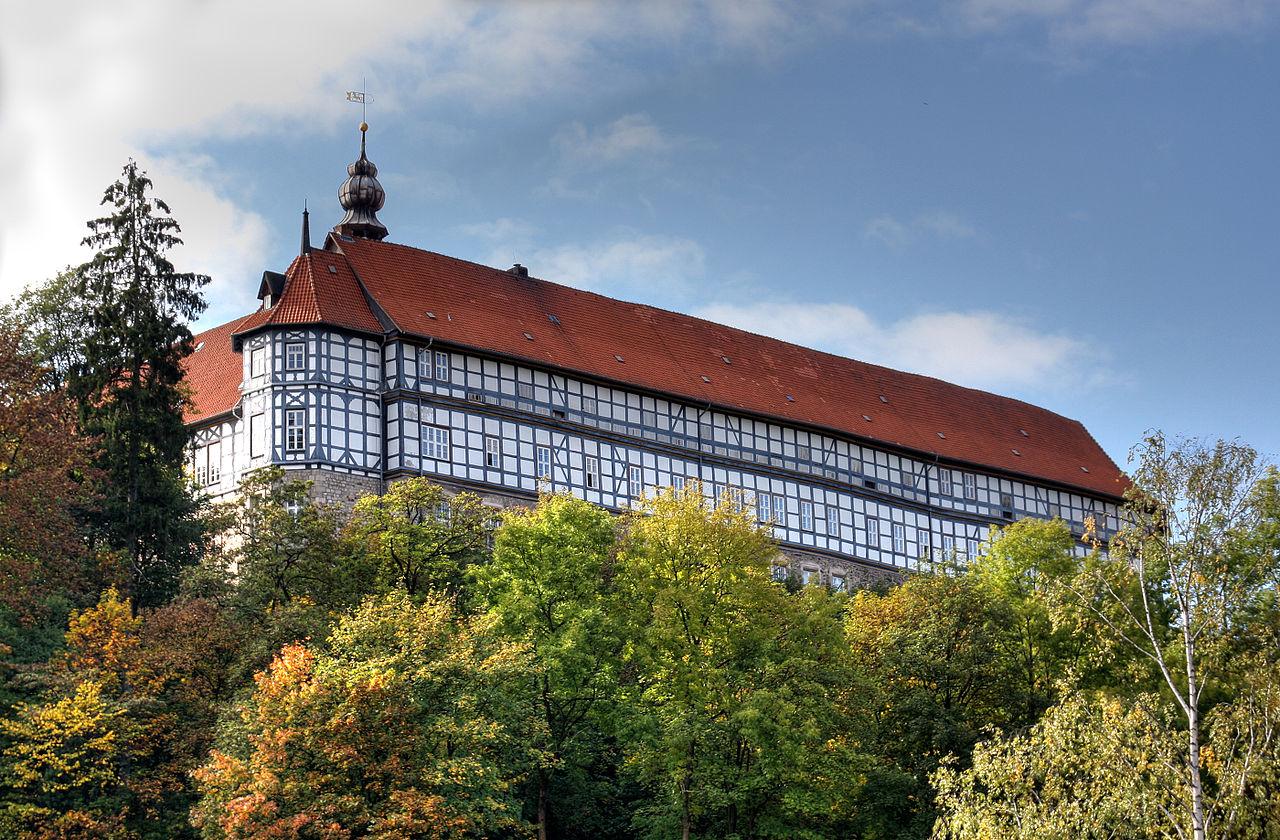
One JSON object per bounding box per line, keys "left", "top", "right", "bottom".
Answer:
{"left": 509, "top": 263, "right": 529, "bottom": 278}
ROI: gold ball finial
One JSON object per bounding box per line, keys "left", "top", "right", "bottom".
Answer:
{"left": 360, "top": 121, "right": 369, "bottom": 133}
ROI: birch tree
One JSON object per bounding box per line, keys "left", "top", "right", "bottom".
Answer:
{"left": 1065, "top": 433, "right": 1280, "bottom": 840}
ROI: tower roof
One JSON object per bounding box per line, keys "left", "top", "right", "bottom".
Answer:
{"left": 334, "top": 122, "right": 388, "bottom": 241}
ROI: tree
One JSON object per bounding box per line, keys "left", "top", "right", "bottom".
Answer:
{"left": 0, "top": 323, "right": 99, "bottom": 621}
{"left": 969, "top": 518, "right": 1089, "bottom": 722}
{"left": 472, "top": 492, "right": 621, "bottom": 840}
{"left": 932, "top": 691, "right": 1186, "bottom": 839}
{"left": 2, "top": 268, "right": 92, "bottom": 392}
{"left": 70, "top": 160, "right": 209, "bottom": 609}
{"left": 192, "top": 592, "right": 533, "bottom": 839}
{"left": 616, "top": 485, "right": 866, "bottom": 839}
{"left": 0, "top": 680, "right": 134, "bottom": 838}
{"left": 214, "top": 467, "right": 358, "bottom": 612}
{"left": 844, "top": 571, "right": 1022, "bottom": 837}
{"left": 1060, "top": 434, "right": 1280, "bottom": 840}
{"left": 349, "top": 478, "right": 491, "bottom": 601}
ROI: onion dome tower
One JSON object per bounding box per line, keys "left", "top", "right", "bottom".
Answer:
{"left": 334, "top": 121, "right": 388, "bottom": 241}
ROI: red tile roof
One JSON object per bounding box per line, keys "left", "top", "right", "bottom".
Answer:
{"left": 185, "top": 236, "right": 1127, "bottom": 499}
{"left": 184, "top": 312, "right": 257, "bottom": 424}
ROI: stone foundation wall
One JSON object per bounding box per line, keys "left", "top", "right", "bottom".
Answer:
{"left": 287, "top": 468, "right": 383, "bottom": 510}
{"left": 777, "top": 546, "right": 904, "bottom": 592}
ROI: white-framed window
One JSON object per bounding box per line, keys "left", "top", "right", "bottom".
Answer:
{"left": 285, "top": 499, "right": 301, "bottom": 518}
{"left": 536, "top": 446, "right": 552, "bottom": 482}
{"left": 893, "top": 523, "right": 906, "bottom": 554}
{"left": 250, "top": 346, "right": 266, "bottom": 378}
{"left": 205, "top": 442, "right": 221, "bottom": 485}
{"left": 937, "top": 468, "right": 952, "bottom": 495}
{"left": 728, "top": 486, "right": 746, "bottom": 513}
{"left": 831, "top": 573, "right": 846, "bottom": 592}
{"left": 250, "top": 412, "right": 265, "bottom": 458}
{"left": 771, "top": 494, "right": 785, "bottom": 524}
{"left": 417, "top": 348, "right": 431, "bottom": 381}
{"left": 285, "top": 342, "right": 305, "bottom": 371}
{"left": 757, "top": 492, "right": 772, "bottom": 524}
{"left": 629, "top": 465, "right": 643, "bottom": 501}
{"left": 772, "top": 565, "right": 789, "bottom": 582}
{"left": 285, "top": 409, "right": 305, "bottom": 452}
{"left": 826, "top": 505, "right": 840, "bottom": 537}
{"left": 585, "top": 456, "right": 599, "bottom": 489}
{"left": 966, "top": 538, "right": 980, "bottom": 560}
{"left": 581, "top": 396, "right": 597, "bottom": 416}
{"left": 963, "top": 472, "right": 978, "bottom": 500}
{"left": 866, "top": 517, "right": 880, "bottom": 547}
{"left": 671, "top": 475, "right": 685, "bottom": 492}
{"left": 800, "top": 567, "right": 818, "bottom": 586}
{"left": 423, "top": 425, "right": 450, "bottom": 460}
{"left": 434, "top": 351, "right": 450, "bottom": 382}
{"left": 942, "top": 535, "right": 955, "bottom": 560}
{"left": 518, "top": 382, "right": 535, "bottom": 400}
{"left": 800, "top": 501, "right": 813, "bottom": 531}
{"left": 484, "top": 436, "right": 501, "bottom": 469}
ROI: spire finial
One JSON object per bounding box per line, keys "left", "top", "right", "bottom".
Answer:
{"left": 334, "top": 121, "right": 388, "bottom": 241}
{"left": 300, "top": 200, "right": 312, "bottom": 255}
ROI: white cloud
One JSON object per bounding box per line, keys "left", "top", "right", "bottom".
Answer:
{"left": 0, "top": 0, "right": 821, "bottom": 317}
{"left": 953, "top": 0, "right": 1274, "bottom": 45}
{"left": 697, "top": 300, "right": 1107, "bottom": 394}
{"left": 554, "top": 114, "right": 683, "bottom": 167}
{"left": 458, "top": 218, "right": 540, "bottom": 243}
{"left": 490, "top": 234, "right": 706, "bottom": 301}
{"left": 864, "top": 211, "right": 976, "bottom": 248}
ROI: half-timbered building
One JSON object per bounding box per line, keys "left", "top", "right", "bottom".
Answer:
{"left": 184, "top": 126, "right": 1127, "bottom": 586}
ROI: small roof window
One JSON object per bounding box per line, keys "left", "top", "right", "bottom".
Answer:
{"left": 328, "top": 265, "right": 337, "bottom": 274}
{"left": 523, "top": 332, "right": 534, "bottom": 341}
{"left": 426, "top": 311, "right": 437, "bottom": 319}
{"left": 1080, "top": 466, "right": 1090, "bottom": 473}
{"left": 937, "top": 432, "right": 946, "bottom": 439}
{"left": 1012, "top": 448, "right": 1022, "bottom": 456}
{"left": 701, "top": 375, "right": 711, "bottom": 383}
{"left": 548, "top": 314, "right": 561, "bottom": 325}
{"left": 862, "top": 414, "right": 873, "bottom": 422}
{"left": 614, "top": 354, "right": 625, "bottom": 363}
{"left": 786, "top": 395, "right": 795, "bottom": 403}
{"left": 879, "top": 395, "right": 889, "bottom": 403}
{"left": 193, "top": 341, "right": 205, "bottom": 352}
{"left": 722, "top": 355, "right": 732, "bottom": 365}
{"left": 1019, "top": 428, "right": 1029, "bottom": 437}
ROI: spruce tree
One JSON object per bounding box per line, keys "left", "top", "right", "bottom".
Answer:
{"left": 71, "top": 160, "right": 209, "bottom": 609}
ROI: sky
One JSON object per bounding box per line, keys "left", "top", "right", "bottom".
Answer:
{"left": 2, "top": 0, "right": 1277, "bottom": 468}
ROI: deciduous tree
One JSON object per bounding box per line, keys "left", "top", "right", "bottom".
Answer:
{"left": 473, "top": 492, "right": 621, "bottom": 840}
{"left": 193, "top": 592, "right": 533, "bottom": 839}
{"left": 349, "top": 478, "right": 490, "bottom": 601}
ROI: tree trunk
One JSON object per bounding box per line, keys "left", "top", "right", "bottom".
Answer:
{"left": 537, "top": 769, "right": 548, "bottom": 840}
{"left": 1184, "top": 626, "right": 1206, "bottom": 840}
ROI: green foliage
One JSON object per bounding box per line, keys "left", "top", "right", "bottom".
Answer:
{"left": 68, "top": 161, "right": 209, "bottom": 609}
{"left": 616, "top": 485, "right": 866, "bottom": 839}
{"left": 473, "top": 492, "right": 623, "bottom": 837}
{"left": 844, "top": 570, "right": 1023, "bottom": 837}
{"left": 932, "top": 691, "right": 1186, "bottom": 839}
{"left": 213, "top": 467, "right": 367, "bottom": 613}
{"left": 192, "top": 592, "right": 533, "bottom": 839}
{"left": 350, "top": 477, "right": 491, "bottom": 601}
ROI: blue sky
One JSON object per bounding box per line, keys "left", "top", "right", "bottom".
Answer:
{"left": 2, "top": 1, "right": 1277, "bottom": 466}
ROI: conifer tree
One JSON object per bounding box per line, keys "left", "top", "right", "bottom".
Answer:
{"left": 71, "top": 161, "right": 209, "bottom": 609}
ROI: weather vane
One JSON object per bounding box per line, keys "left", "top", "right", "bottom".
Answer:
{"left": 345, "top": 80, "right": 373, "bottom": 125}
